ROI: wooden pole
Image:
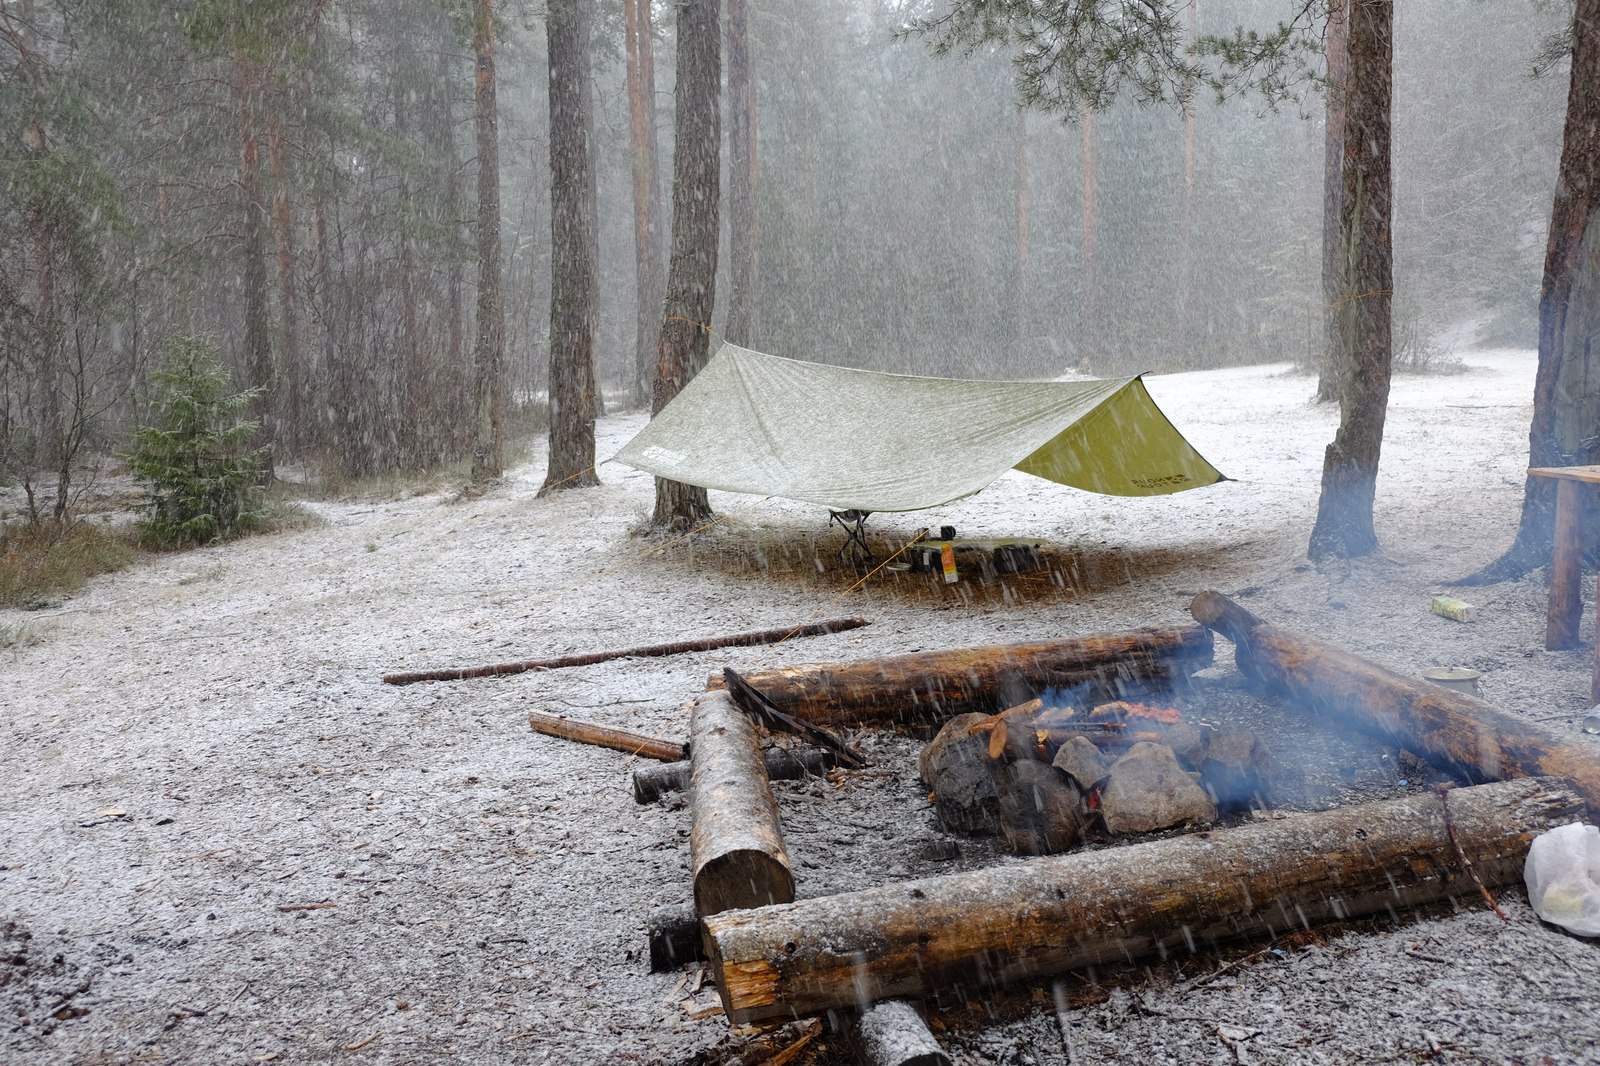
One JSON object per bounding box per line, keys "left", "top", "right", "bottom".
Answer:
{"left": 383, "top": 617, "right": 871, "bottom": 685}
{"left": 526, "top": 710, "right": 684, "bottom": 762}
{"left": 1549, "top": 477, "right": 1586, "bottom": 649}
{"left": 705, "top": 626, "right": 1213, "bottom": 727}
{"left": 703, "top": 777, "right": 1581, "bottom": 1025}
{"left": 634, "top": 746, "right": 833, "bottom": 805}
{"left": 1190, "top": 590, "right": 1600, "bottom": 812}
{"left": 690, "top": 690, "right": 795, "bottom": 917}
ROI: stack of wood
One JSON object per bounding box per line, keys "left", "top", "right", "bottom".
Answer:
{"left": 919, "top": 696, "right": 1275, "bottom": 853}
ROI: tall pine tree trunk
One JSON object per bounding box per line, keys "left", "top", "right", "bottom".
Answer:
{"left": 236, "top": 52, "right": 275, "bottom": 479}
{"left": 470, "top": 0, "right": 505, "bottom": 482}
{"left": 624, "top": 0, "right": 662, "bottom": 404}
{"left": 1316, "top": 0, "right": 1349, "bottom": 404}
{"left": 267, "top": 110, "right": 304, "bottom": 451}
{"left": 1014, "top": 105, "right": 1029, "bottom": 350}
{"left": 1460, "top": 0, "right": 1600, "bottom": 583}
{"left": 1307, "top": 0, "right": 1392, "bottom": 562}
{"left": 724, "top": 0, "right": 758, "bottom": 348}
{"left": 1080, "top": 110, "right": 1099, "bottom": 364}
{"left": 652, "top": 0, "right": 720, "bottom": 531}
{"left": 540, "top": 0, "right": 601, "bottom": 495}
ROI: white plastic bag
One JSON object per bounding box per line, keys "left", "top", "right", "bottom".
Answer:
{"left": 1524, "top": 822, "right": 1600, "bottom": 936}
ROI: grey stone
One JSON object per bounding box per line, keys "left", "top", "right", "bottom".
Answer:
{"left": 1051, "top": 735, "right": 1111, "bottom": 790}
{"left": 995, "top": 760, "right": 1084, "bottom": 854}
{"left": 1099, "top": 741, "right": 1219, "bottom": 834}
{"left": 920, "top": 713, "right": 1002, "bottom": 836}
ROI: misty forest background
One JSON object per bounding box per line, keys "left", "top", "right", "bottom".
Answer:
{"left": 0, "top": 0, "right": 1571, "bottom": 507}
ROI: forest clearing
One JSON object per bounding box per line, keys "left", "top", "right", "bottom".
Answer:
{"left": 7, "top": 0, "right": 1600, "bottom": 1062}
{"left": 6, "top": 350, "right": 1600, "bottom": 1064}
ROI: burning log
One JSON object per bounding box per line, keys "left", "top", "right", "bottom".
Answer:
{"left": 704, "top": 625, "right": 1214, "bottom": 727}
{"left": 633, "top": 747, "right": 835, "bottom": 805}
{"left": 1190, "top": 591, "right": 1600, "bottom": 812}
{"left": 689, "top": 691, "right": 796, "bottom": 917}
{"left": 703, "top": 777, "right": 1581, "bottom": 1025}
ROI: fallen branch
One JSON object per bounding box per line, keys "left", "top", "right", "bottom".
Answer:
{"left": 723, "top": 668, "right": 866, "bottom": 769}
{"left": 383, "top": 617, "right": 872, "bottom": 686}
{"left": 527, "top": 710, "right": 685, "bottom": 763}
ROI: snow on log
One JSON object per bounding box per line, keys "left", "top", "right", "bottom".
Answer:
{"left": 689, "top": 691, "right": 795, "bottom": 917}
{"left": 703, "top": 777, "right": 1580, "bottom": 1025}
{"left": 705, "top": 625, "right": 1214, "bottom": 727}
{"left": 1190, "top": 590, "right": 1600, "bottom": 812}
{"left": 634, "top": 746, "right": 834, "bottom": 805}
{"left": 852, "top": 999, "right": 952, "bottom": 1066}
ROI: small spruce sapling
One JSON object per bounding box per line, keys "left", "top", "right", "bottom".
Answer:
{"left": 127, "top": 335, "right": 268, "bottom": 548}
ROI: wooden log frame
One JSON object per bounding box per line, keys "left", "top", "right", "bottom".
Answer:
{"left": 702, "top": 777, "right": 1581, "bottom": 1025}
{"left": 1190, "top": 590, "right": 1600, "bottom": 813}
{"left": 689, "top": 690, "right": 796, "bottom": 917}
{"left": 705, "top": 625, "right": 1215, "bottom": 727}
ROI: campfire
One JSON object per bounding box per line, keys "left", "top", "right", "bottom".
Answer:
{"left": 920, "top": 690, "right": 1276, "bottom": 854}
{"left": 625, "top": 591, "right": 1600, "bottom": 1062}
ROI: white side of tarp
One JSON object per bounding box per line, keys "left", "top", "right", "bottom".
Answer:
{"left": 613, "top": 343, "right": 1223, "bottom": 513}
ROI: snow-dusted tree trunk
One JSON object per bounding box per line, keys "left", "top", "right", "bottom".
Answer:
{"left": 1464, "top": 0, "right": 1600, "bottom": 582}
{"left": 540, "top": 0, "right": 600, "bottom": 496}
{"left": 651, "top": 0, "right": 720, "bottom": 530}
{"left": 1308, "top": 0, "right": 1391, "bottom": 562}
{"left": 470, "top": 0, "right": 505, "bottom": 482}
{"left": 724, "top": 0, "right": 758, "bottom": 348}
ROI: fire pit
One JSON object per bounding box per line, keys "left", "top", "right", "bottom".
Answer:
{"left": 653, "top": 593, "right": 1600, "bottom": 1057}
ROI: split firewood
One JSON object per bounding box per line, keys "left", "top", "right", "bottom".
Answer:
{"left": 1189, "top": 590, "right": 1600, "bottom": 812}
{"left": 689, "top": 691, "right": 796, "bottom": 917}
{"left": 382, "top": 616, "right": 871, "bottom": 685}
{"left": 703, "top": 776, "right": 1581, "bottom": 1025}
{"left": 526, "top": 710, "right": 685, "bottom": 763}
{"left": 633, "top": 747, "right": 836, "bottom": 805}
{"left": 705, "top": 625, "right": 1215, "bottom": 727}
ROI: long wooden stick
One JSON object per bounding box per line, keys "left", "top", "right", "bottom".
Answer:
{"left": 527, "top": 710, "right": 685, "bottom": 762}
{"left": 383, "top": 617, "right": 871, "bottom": 686}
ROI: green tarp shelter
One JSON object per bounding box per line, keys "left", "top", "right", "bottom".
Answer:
{"left": 614, "top": 343, "right": 1225, "bottom": 513}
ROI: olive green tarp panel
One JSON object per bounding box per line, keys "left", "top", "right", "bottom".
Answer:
{"left": 613, "top": 343, "right": 1224, "bottom": 513}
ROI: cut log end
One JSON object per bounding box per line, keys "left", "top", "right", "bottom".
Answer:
{"left": 694, "top": 851, "right": 796, "bottom": 919}
{"left": 854, "top": 1000, "right": 952, "bottom": 1066}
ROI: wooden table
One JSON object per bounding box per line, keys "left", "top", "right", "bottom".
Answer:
{"left": 1528, "top": 466, "right": 1600, "bottom": 700}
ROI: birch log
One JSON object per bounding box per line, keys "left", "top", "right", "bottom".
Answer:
{"left": 690, "top": 690, "right": 795, "bottom": 917}
{"left": 704, "top": 777, "right": 1580, "bottom": 1024}
{"left": 705, "top": 625, "right": 1214, "bottom": 727}
{"left": 1190, "top": 590, "right": 1600, "bottom": 812}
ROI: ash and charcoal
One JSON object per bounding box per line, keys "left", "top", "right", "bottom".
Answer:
{"left": 765, "top": 664, "right": 1458, "bottom": 907}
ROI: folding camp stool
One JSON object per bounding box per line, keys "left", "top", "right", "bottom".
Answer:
{"left": 828, "top": 509, "right": 873, "bottom": 566}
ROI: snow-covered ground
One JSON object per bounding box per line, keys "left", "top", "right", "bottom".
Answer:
{"left": 4, "top": 348, "right": 1599, "bottom": 1064}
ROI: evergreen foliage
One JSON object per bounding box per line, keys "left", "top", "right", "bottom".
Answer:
{"left": 126, "top": 336, "right": 266, "bottom": 548}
